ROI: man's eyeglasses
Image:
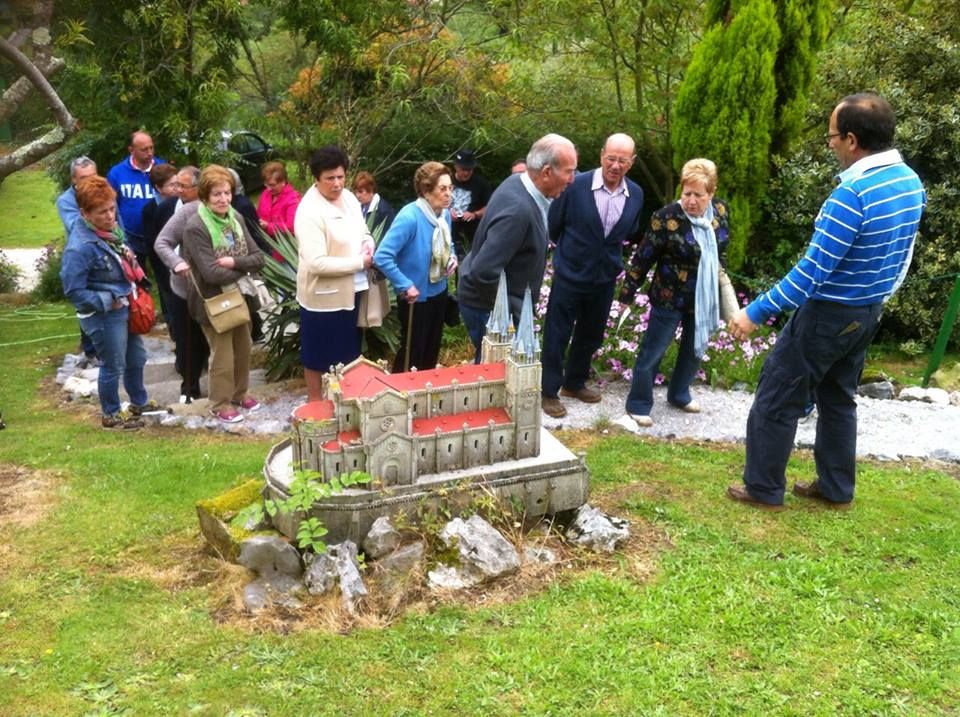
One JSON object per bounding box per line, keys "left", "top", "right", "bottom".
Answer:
{"left": 826, "top": 132, "right": 843, "bottom": 142}
{"left": 603, "top": 155, "right": 634, "bottom": 167}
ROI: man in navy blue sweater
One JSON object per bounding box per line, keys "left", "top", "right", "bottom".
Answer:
{"left": 541, "top": 133, "right": 644, "bottom": 418}
{"left": 727, "top": 93, "right": 926, "bottom": 510}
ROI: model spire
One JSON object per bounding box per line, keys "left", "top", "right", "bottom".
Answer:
{"left": 512, "top": 285, "right": 539, "bottom": 361}
{"left": 485, "top": 271, "right": 514, "bottom": 339}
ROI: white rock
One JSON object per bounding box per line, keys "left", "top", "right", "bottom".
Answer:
{"left": 427, "top": 564, "right": 478, "bottom": 590}
{"left": 362, "top": 516, "right": 402, "bottom": 559}
{"left": 566, "top": 504, "right": 630, "bottom": 553}
{"left": 898, "top": 386, "right": 950, "bottom": 405}
{"left": 62, "top": 376, "right": 94, "bottom": 398}
{"left": 440, "top": 515, "right": 519, "bottom": 579}
{"left": 524, "top": 545, "right": 557, "bottom": 564}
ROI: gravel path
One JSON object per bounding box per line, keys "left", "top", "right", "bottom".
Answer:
{"left": 55, "top": 336, "right": 960, "bottom": 464}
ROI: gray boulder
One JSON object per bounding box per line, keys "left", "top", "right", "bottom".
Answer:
{"left": 378, "top": 540, "right": 425, "bottom": 575}
{"left": 362, "top": 516, "right": 402, "bottom": 559}
{"left": 440, "top": 515, "right": 519, "bottom": 579}
{"left": 332, "top": 541, "right": 367, "bottom": 612}
{"left": 858, "top": 380, "right": 895, "bottom": 400}
{"left": 566, "top": 504, "right": 630, "bottom": 553}
{"left": 899, "top": 386, "right": 951, "bottom": 405}
{"left": 303, "top": 551, "right": 338, "bottom": 595}
{"left": 243, "top": 582, "right": 269, "bottom": 613}
{"left": 238, "top": 536, "right": 302, "bottom": 581}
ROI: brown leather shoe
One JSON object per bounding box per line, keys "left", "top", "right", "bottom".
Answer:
{"left": 542, "top": 396, "right": 567, "bottom": 418}
{"left": 726, "top": 484, "right": 785, "bottom": 511}
{"left": 792, "top": 481, "right": 852, "bottom": 510}
{"left": 560, "top": 386, "right": 602, "bottom": 403}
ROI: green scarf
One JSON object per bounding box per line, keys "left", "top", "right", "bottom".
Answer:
{"left": 198, "top": 203, "right": 245, "bottom": 250}
{"left": 87, "top": 220, "right": 126, "bottom": 252}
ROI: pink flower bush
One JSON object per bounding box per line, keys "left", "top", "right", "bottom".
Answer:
{"left": 538, "top": 259, "right": 777, "bottom": 388}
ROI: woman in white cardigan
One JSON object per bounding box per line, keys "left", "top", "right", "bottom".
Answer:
{"left": 294, "top": 146, "right": 374, "bottom": 401}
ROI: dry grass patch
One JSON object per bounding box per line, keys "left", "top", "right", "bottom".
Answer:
{"left": 0, "top": 463, "right": 60, "bottom": 530}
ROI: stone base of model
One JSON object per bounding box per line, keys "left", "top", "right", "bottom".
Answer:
{"left": 263, "top": 428, "right": 590, "bottom": 545}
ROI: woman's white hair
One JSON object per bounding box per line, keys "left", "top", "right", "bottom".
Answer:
{"left": 526, "top": 134, "right": 576, "bottom": 172}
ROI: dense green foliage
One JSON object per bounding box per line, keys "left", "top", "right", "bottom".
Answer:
{"left": 0, "top": 250, "right": 22, "bottom": 293}
{"left": 672, "top": 0, "right": 780, "bottom": 271}
{"left": 762, "top": 4, "right": 960, "bottom": 346}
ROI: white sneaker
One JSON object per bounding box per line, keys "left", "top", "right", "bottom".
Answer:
{"left": 678, "top": 400, "right": 701, "bottom": 414}
{"left": 628, "top": 413, "right": 653, "bottom": 427}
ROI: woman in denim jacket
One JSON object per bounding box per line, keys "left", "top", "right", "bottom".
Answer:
{"left": 61, "top": 176, "right": 155, "bottom": 430}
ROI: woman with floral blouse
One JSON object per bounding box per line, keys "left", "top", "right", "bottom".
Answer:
{"left": 619, "top": 158, "right": 730, "bottom": 427}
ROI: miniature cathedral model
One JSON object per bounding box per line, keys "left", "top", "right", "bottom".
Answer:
{"left": 291, "top": 273, "right": 543, "bottom": 487}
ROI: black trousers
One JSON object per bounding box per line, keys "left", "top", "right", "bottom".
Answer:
{"left": 541, "top": 275, "right": 615, "bottom": 397}
{"left": 167, "top": 291, "right": 210, "bottom": 397}
{"left": 743, "top": 300, "right": 882, "bottom": 505}
{"left": 393, "top": 291, "right": 447, "bottom": 373}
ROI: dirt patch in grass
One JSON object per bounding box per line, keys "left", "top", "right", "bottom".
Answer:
{"left": 0, "top": 463, "right": 59, "bottom": 530}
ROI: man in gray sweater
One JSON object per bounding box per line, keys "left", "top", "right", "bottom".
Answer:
{"left": 457, "top": 134, "right": 577, "bottom": 362}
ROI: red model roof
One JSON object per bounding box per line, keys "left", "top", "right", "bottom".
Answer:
{"left": 322, "top": 430, "right": 361, "bottom": 453}
{"left": 337, "top": 362, "right": 506, "bottom": 399}
{"left": 292, "top": 400, "right": 335, "bottom": 422}
{"left": 412, "top": 407, "right": 511, "bottom": 435}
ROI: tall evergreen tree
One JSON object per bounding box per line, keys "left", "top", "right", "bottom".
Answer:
{"left": 672, "top": 0, "right": 780, "bottom": 270}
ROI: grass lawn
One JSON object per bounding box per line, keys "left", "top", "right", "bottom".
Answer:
{"left": 0, "top": 169, "right": 64, "bottom": 249}
{"left": 1, "top": 300, "right": 959, "bottom": 716}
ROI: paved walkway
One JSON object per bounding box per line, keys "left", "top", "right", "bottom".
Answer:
{"left": 4, "top": 248, "right": 45, "bottom": 292}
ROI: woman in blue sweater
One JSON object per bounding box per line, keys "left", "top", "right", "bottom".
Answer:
{"left": 373, "top": 161, "right": 457, "bottom": 372}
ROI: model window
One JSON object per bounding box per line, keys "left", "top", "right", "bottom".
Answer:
{"left": 499, "top": 436, "right": 504, "bottom": 445}
{"left": 464, "top": 397, "right": 469, "bottom": 406}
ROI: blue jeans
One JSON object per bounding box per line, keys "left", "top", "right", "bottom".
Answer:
{"left": 80, "top": 307, "right": 148, "bottom": 416}
{"left": 459, "top": 302, "right": 491, "bottom": 364}
{"left": 625, "top": 305, "right": 700, "bottom": 415}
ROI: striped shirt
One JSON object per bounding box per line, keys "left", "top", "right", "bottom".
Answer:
{"left": 747, "top": 149, "right": 926, "bottom": 325}
{"left": 591, "top": 168, "right": 628, "bottom": 237}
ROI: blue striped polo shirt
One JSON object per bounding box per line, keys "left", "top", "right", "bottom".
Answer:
{"left": 747, "top": 149, "right": 926, "bottom": 325}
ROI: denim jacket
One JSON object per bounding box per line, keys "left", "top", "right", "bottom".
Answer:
{"left": 60, "top": 221, "right": 131, "bottom": 314}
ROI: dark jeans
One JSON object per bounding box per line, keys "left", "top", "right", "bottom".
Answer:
{"left": 80, "top": 326, "right": 98, "bottom": 358}
{"left": 167, "top": 291, "right": 209, "bottom": 398}
{"left": 743, "top": 300, "right": 882, "bottom": 505}
{"left": 541, "top": 276, "right": 614, "bottom": 397}
{"left": 459, "top": 301, "right": 491, "bottom": 364}
{"left": 393, "top": 291, "right": 447, "bottom": 373}
{"left": 625, "top": 305, "right": 700, "bottom": 415}
{"left": 79, "top": 306, "right": 147, "bottom": 416}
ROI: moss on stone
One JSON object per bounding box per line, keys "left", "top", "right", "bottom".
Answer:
{"left": 196, "top": 478, "right": 271, "bottom": 562}
{"left": 196, "top": 478, "right": 264, "bottom": 520}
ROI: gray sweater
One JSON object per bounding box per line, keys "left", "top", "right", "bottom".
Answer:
{"left": 154, "top": 200, "right": 201, "bottom": 299}
{"left": 457, "top": 173, "right": 548, "bottom": 319}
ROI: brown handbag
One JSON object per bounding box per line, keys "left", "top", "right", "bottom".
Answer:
{"left": 189, "top": 271, "right": 251, "bottom": 333}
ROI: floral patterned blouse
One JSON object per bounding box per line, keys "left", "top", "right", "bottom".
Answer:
{"left": 620, "top": 198, "right": 730, "bottom": 313}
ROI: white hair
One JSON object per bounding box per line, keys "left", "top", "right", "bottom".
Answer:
{"left": 526, "top": 134, "right": 576, "bottom": 172}
{"left": 69, "top": 156, "right": 96, "bottom": 179}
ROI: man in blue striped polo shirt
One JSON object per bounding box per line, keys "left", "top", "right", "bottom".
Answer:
{"left": 726, "top": 93, "right": 926, "bottom": 510}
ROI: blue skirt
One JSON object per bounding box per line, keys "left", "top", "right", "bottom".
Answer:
{"left": 299, "top": 302, "right": 361, "bottom": 373}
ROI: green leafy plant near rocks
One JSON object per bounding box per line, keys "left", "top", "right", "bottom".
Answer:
{"left": 240, "top": 469, "right": 372, "bottom": 554}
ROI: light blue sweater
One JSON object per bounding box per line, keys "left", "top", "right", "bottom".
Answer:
{"left": 373, "top": 202, "right": 452, "bottom": 301}
{"left": 747, "top": 149, "right": 926, "bottom": 325}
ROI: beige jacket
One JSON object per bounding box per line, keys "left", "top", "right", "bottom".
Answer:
{"left": 294, "top": 185, "right": 371, "bottom": 311}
